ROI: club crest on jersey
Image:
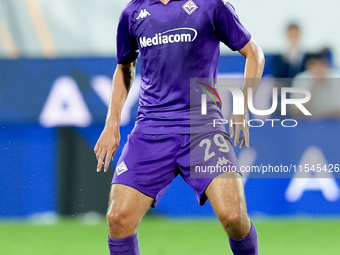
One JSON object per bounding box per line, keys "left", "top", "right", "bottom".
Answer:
{"left": 116, "top": 161, "right": 128, "bottom": 176}
{"left": 136, "top": 9, "right": 151, "bottom": 20}
{"left": 182, "top": 0, "right": 198, "bottom": 15}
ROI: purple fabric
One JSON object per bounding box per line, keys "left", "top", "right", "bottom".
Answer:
{"left": 108, "top": 233, "right": 140, "bottom": 255}
{"left": 116, "top": 0, "right": 251, "bottom": 134}
{"left": 228, "top": 221, "right": 259, "bottom": 255}
{"left": 112, "top": 132, "right": 240, "bottom": 207}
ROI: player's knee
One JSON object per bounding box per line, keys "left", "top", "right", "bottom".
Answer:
{"left": 106, "top": 207, "right": 132, "bottom": 232}
{"left": 219, "top": 211, "right": 243, "bottom": 232}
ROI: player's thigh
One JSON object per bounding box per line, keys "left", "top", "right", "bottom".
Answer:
{"left": 177, "top": 131, "right": 240, "bottom": 203}
{"left": 107, "top": 184, "right": 153, "bottom": 228}
{"left": 112, "top": 133, "right": 178, "bottom": 207}
{"left": 205, "top": 172, "right": 249, "bottom": 226}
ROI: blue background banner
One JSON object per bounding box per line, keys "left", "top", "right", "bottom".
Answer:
{"left": 1, "top": 57, "right": 339, "bottom": 218}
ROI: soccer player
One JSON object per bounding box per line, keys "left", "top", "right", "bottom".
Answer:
{"left": 94, "top": 0, "right": 265, "bottom": 254}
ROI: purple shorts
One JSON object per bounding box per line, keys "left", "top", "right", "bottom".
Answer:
{"left": 112, "top": 131, "right": 240, "bottom": 207}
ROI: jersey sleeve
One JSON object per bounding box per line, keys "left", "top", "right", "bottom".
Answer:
{"left": 214, "top": 1, "right": 252, "bottom": 51}
{"left": 116, "top": 9, "right": 139, "bottom": 64}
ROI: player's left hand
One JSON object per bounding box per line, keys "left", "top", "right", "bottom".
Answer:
{"left": 229, "top": 109, "right": 250, "bottom": 149}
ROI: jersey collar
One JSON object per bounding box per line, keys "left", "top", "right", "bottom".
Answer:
{"left": 148, "top": 0, "right": 183, "bottom": 6}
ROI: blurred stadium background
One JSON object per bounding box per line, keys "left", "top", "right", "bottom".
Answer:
{"left": 1, "top": 0, "right": 340, "bottom": 254}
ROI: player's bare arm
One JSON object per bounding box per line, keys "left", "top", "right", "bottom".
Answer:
{"left": 229, "top": 39, "right": 265, "bottom": 148}
{"left": 94, "top": 60, "right": 137, "bottom": 172}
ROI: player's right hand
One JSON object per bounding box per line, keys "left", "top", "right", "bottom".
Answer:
{"left": 94, "top": 125, "right": 120, "bottom": 173}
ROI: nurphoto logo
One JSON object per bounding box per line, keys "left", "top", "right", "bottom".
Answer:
{"left": 199, "top": 82, "right": 312, "bottom": 128}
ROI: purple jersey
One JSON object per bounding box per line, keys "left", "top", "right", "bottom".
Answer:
{"left": 117, "top": 0, "right": 251, "bottom": 134}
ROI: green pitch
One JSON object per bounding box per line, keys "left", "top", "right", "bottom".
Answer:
{"left": 0, "top": 217, "right": 339, "bottom": 254}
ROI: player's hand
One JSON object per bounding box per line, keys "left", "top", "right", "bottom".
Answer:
{"left": 229, "top": 109, "right": 250, "bottom": 149}
{"left": 94, "top": 124, "right": 120, "bottom": 173}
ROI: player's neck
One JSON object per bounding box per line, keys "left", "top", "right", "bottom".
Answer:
{"left": 159, "top": 0, "right": 171, "bottom": 5}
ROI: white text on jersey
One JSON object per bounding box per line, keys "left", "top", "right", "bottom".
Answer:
{"left": 139, "top": 28, "right": 197, "bottom": 48}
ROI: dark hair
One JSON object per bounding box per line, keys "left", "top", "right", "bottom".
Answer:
{"left": 305, "top": 52, "right": 328, "bottom": 63}
{"left": 287, "top": 23, "right": 300, "bottom": 32}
